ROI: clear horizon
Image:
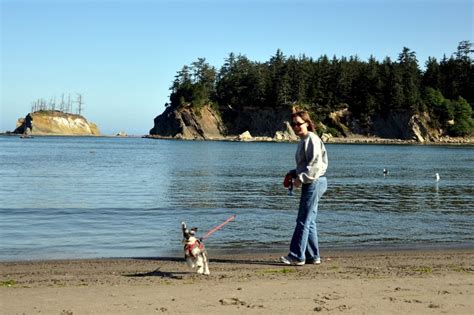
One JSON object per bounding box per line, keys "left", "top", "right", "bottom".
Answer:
{"left": 1, "top": 0, "right": 473, "bottom": 135}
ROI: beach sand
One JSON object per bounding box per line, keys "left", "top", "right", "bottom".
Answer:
{"left": 1, "top": 248, "right": 473, "bottom": 314}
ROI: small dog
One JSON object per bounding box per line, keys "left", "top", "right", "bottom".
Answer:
{"left": 181, "top": 222, "right": 210, "bottom": 275}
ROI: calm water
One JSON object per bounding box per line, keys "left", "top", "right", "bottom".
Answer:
{"left": 0, "top": 136, "right": 473, "bottom": 261}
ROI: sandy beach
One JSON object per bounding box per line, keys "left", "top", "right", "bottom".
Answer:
{"left": 1, "top": 248, "right": 473, "bottom": 314}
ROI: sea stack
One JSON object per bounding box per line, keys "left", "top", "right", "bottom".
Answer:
{"left": 14, "top": 110, "right": 100, "bottom": 136}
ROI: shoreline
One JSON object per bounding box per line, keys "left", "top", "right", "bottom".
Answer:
{"left": 2, "top": 248, "right": 473, "bottom": 314}
{"left": 144, "top": 134, "right": 474, "bottom": 145}
{"left": 2, "top": 132, "right": 473, "bottom": 145}
{"left": 2, "top": 242, "right": 474, "bottom": 263}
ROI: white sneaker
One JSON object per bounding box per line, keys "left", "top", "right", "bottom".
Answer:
{"left": 280, "top": 255, "right": 305, "bottom": 266}
{"left": 307, "top": 258, "right": 321, "bottom": 264}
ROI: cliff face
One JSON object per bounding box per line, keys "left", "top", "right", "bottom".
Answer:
{"left": 14, "top": 111, "right": 100, "bottom": 136}
{"left": 149, "top": 105, "right": 298, "bottom": 141}
{"left": 372, "top": 110, "right": 441, "bottom": 142}
{"left": 150, "top": 105, "right": 448, "bottom": 143}
{"left": 219, "top": 106, "right": 297, "bottom": 137}
{"left": 327, "top": 108, "right": 441, "bottom": 142}
{"left": 149, "top": 105, "right": 226, "bottom": 140}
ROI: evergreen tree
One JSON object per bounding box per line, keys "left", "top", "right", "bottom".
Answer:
{"left": 423, "top": 57, "right": 441, "bottom": 90}
{"left": 439, "top": 55, "right": 459, "bottom": 100}
{"left": 169, "top": 65, "right": 193, "bottom": 108}
{"left": 267, "top": 49, "right": 290, "bottom": 107}
{"left": 334, "top": 56, "right": 353, "bottom": 105}
{"left": 398, "top": 47, "right": 421, "bottom": 111}
{"left": 454, "top": 40, "right": 473, "bottom": 103}
{"left": 190, "top": 58, "right": 216, "bottom": 108}
{"left": 216, "top": 53, "right": 264, "bottom": 110}
{"left": 286, "top": 55, "right": 312, "bottom": 105}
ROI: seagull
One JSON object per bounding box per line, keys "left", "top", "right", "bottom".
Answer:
{"left": 435, "top": 173, "right": 440, "bottom": 181}
{"left": 383, "top": 168, "right": 389, "bottom": 176}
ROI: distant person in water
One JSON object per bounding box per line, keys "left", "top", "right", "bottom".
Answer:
{"left": 280, "top": 110, "right": 328, "bottom": 266}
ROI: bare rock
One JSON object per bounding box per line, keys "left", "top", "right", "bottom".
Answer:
{"left": 150, "top": 105, "right": 226, "bottom": 140}
{"left": 14, "top": 111, "right": 100, "bottom": 136}
{"left": 321, "top": 133, "right": 332, "bottom": 142}
{"left": 237, "top": 131, "right": 252, "bottom": 141}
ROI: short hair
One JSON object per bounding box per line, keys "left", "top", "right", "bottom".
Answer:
{"left": 291, "top": 110, "right": 315, "bottom": 132}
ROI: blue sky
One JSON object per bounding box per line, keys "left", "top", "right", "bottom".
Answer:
{"left": 1, "top": 0, "right": 472, "bottom": 135}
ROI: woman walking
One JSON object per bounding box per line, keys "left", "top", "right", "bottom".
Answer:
{"left": 280, "top": 110, "right": 328, "bottom": 266}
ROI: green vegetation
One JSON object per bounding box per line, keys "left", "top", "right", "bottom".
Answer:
{"left": 1, "top": 279, "right": 16, "bottom": 287}
{"left": 452, "top": 266, "right": 474, "bottom": 273}
{"left": 412, "top": 267, "right": 433, "bottom": 273}
{"left": 169, "top": 41, "right": 473, "bottom": 136}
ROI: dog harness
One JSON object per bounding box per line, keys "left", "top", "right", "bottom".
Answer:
{"left": 184, "top": 239, "right": 204, "bottom": 258}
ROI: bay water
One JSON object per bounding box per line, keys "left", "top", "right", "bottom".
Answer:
{"left": 0, "top": 136, "right": 473, "bottom": 261}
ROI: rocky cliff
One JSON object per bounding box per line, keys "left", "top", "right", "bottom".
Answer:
{"left": 149, "top": 105, "right": 298, "bottom": 141}
{"left": 149, "top": 104, "right": 467, "bottom": 143}
{"left": 149, "top": 105, "right": 226, "bottom": 140}
{"left": 372, "top": 111, "right": 441, "bottom": 142}
{"left": 327, "top": 108, "right": 441, "bottom": 143}
{"left": 14, "top": 110, "right": 100, "bottom": 136}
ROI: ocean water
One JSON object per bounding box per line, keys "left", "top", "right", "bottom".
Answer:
{"left": 0, "top": 136, "right": 473, "bottom": 261}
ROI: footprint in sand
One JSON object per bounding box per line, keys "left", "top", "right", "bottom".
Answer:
{"left": 219, "top": 297, "right": 246, "bottom": 306}
{"left": 219, "top": 298, "right": 264, "bottom": 309}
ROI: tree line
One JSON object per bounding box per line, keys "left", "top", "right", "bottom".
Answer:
{"left": 168, "top": 41, "right": 473, "bottom": 136}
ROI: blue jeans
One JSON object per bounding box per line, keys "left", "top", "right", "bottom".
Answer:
{"left": 288, "top": 177, "right": 327, "bottom": 262}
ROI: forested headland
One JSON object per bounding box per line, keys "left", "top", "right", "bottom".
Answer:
{"left": 164, "top": 41, "right": 473, "bottom": 139}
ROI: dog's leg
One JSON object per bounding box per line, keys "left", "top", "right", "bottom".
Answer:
{"left": 196, "top": 256, "right": 204, "bottom": 274}
{"left": 186, "top": 257, "right": 195, "bottom": 270}
{"left": 203, "top": 252, "right": 210, "bottom": 275}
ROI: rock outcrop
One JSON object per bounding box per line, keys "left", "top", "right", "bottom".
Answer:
{"left": 371, "top": 110, "right": 440, "bottom": 142}
{"left": 149, "top": 105, "right": 226, "bottom": 140}
{"left": 149, "top": 105, "right": 298, "bottom": 141}
{"left": 326, "top": 108, "right": 442, "bottom": 142}
{"left": 219, "top": 106, "right": 296, "bottom": 138}
{"left": 14, "top": 111, "right": 100, "bottom": 136}
{"left": 149, "top": 104, "right": 456, "bottom": 143}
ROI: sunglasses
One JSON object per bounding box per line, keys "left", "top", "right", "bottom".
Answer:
{"left": 291, "top": 121, "right": 306, "bottom": 128}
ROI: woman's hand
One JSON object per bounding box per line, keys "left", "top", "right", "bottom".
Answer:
{"left": 293, "top": 178, "right": 302, "bottom": 188}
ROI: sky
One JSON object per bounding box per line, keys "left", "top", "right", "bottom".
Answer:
{"left": 1, "top": 0, "right": 473, "bottom": 135}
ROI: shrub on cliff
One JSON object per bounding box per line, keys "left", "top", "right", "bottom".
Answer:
{"left": 448, "top": 97, "right": 473, "bottom": 136}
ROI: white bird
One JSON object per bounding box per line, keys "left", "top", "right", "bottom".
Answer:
{"left": 435, "top": 173, "right": 440, "bottom": 181}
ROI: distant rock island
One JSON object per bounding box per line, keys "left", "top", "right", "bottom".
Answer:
{"left": 13, "top": 110, "right": 100, "bottom": 136}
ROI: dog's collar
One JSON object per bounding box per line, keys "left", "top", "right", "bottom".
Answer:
{"left": 184, "top": 239, "right": 203, "bottom": 258}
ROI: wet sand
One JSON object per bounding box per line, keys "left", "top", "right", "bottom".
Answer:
{"left": 1, "top": 248, "right": 473, "bottom": 314}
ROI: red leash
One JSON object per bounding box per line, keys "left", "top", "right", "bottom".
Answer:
{"left": 201, "top": 215, "right": 236, "bottom": 241}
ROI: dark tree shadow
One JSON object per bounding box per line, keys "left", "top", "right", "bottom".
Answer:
{"left": 132, "top": 256, "right": 283, "bottom": 266}
{"left": 123, "top": 255, "right": 291, "bottom": 280}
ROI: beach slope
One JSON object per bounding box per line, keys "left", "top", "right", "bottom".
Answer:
{"left": 1, "top": 249, "right": 473, "bottom": 314}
